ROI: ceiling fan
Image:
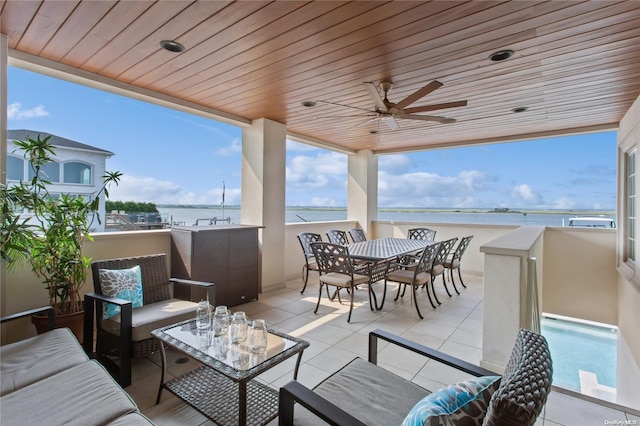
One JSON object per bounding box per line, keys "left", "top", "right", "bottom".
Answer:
{"left": 317, "top": 80, "right": 467, "bottom": 131}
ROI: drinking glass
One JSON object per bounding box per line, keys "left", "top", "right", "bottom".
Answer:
{"left": 230, "top": 311, "right": 248, "bottom": 344}
{"left": 249, "top": 319, "right": 268, "bottom": 353}
{"left": 212, "top": 305, "right": 230, "bottom": 337}
{"left": 195, "top": 301, "right": 211, "bottom": 332}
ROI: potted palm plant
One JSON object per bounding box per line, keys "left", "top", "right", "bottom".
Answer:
{"left": 1, "top": 134, "right": 121, "bottom": 340}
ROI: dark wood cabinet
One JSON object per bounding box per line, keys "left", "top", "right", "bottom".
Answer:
{"left": 171, "top": 225, "right": 261, "bottom": 307}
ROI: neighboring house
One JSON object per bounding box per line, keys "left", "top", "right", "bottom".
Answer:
{"left": 6, "top": 129, "right": 114, "bottom": 232}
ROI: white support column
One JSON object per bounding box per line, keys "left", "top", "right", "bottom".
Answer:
{"left": 347, "top": 150, "right": 377, "bottom": 237}
{"left": 241, "top": 118, "right": 287, "bottom": 293}
{"left": 480, "top": 226, "right": 544, "bottom": 372}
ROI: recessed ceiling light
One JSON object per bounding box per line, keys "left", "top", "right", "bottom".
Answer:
{"left": 160, "top": 40, "right": 185, "bottom": 53}
{"left": 512, "top": 106, "right": 529, "bottom": 113}
{"left": 369, "top": 130, "right": 378, "bottom": 134}
{"left": 489, "top": 49, "right": 514, "bottom": 62}
{"left": 301, "top": 101, "right": 317, "bottom": 107}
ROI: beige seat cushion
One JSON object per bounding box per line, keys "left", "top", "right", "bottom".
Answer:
{"left": 319, "top": 272, "right": 370, "bottom": 287}
{"left": 101, "top": 298, "right": 197, "bottom": 342}
{"left": 386, "top": 270, "right": 431, "bottom": 286}
{"left": 0, "top": 360, "right": 138, "bottom": 426}
{"left": 444, "top": 259, "right": 460, "bottom": 269}
{"left": 0, "top": 328, "right": 89, "bottom": 396}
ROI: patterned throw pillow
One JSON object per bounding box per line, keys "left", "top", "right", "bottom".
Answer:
{"left": 402, "top": 375, "right": 501, "bottom": 426}
{"left": 98, "top": 265, "right": 143, "bottom": 319}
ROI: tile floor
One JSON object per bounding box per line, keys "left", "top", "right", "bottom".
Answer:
{"left": 126, "top": 274, "right": 640, "bottom": 426}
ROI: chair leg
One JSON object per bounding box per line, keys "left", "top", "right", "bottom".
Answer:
{"left": 412, "top": 285, "right": 424, "bottom": 320}
{"left": 431, "top": 275, "right": 442, "bottom": 305}
{"left": 441, "top": 274, "right": 453, "bottom": 297}
{"left": 368, "top": 283, "right": 379, "bottom": 311}
{"left": 458, "top": 268, "right": 467, "bottom": 288}
{"left": 424, "top": 279, "right": 438, "bottom": 310}
{"left": 301, "top": 265, "right": 309, "bottom": 294}
{"left": 449, "top": 268, "right": 461, "bottom": 295}
{"left": 314, "top": 283, "right": 324, "bottom": 314}
{"left": 347, "top": 287, "right": 354, "bottom": 323}
{"left": 393, "top": 280, "right": 402, "bottom": 301}
{"left": 378, "top": 280, "right": 387, "bottom": 310}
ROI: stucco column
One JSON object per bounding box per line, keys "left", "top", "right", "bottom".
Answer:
{"left": 241, "top": 118, "right": 286, "bottom": 293}
{"left": 347, "top": 150, "right": 377, "bottom": 237}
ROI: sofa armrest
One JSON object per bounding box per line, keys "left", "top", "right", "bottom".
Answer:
{"left": 368, "top": 328, "right": 496, "bottom": 377}
{"left": 0, "top": 306, "right": 54, "bottom": 329}
{"left": 170, "top": 277, "right": 215, "bottom": 304}
{"left": 279, "top": 380, "right": 366, "bottom": 426}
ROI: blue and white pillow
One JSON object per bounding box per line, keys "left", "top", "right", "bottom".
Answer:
{"left": 402, "top": 375, "right": 501, "bottom": 426}
{"left": 99, "top": 265, "right": 143, "bottom": 319}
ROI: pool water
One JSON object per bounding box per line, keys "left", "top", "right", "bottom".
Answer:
{"left": 540, "top": 315, "right": 617, "bottom": 392}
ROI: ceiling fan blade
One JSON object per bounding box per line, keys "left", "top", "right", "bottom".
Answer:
{"left": 404, "top": 100, "right": 468, "bottom": 114}
{"left": 394, "top": 80, "right": 443, "bottom": 110}
{"left": 399, "top": 113, "right": 454, "bottom": 124}
{"left": 383, "top": 117, "right": 400, "bottom": 130}
{"left": 364, "top": 82, "right": 387, "bottom": 111}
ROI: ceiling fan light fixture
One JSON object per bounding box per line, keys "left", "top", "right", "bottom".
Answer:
{"left": 160, "top": 40, "right": 185, "bottom": 53}
{"left": 489, "top": 49, "right": 514, "bottom": 62}
{"left": 512, "top": 106, "right": 529, "bottom": 113}
{"left": 442, "top": 118, "right": 457, "bottom": 124}
{"left": 301, "top": 101, "right": 317, "bottom": 107}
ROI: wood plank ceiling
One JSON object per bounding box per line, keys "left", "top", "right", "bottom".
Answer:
{"left": 2, "top": 1, "right": 639, "bottom": 154}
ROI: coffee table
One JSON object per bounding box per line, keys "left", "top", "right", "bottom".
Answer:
{"left": 152, "top": 319, "right": 309, "bottom": 426}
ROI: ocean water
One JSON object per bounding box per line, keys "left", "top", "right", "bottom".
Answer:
{"left": 157, "top": 206, "right": 615, "bottom": 227}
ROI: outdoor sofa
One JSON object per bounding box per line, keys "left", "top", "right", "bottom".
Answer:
{"left": 0, "top": 306, "right": 154, "bottom": 425}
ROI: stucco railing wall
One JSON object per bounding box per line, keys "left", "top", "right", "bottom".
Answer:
{"left": 372, "top": 221, "right": 518, "bottom": 278}
{"left": 542, "top": 227, "right": 617, "bottom": 325}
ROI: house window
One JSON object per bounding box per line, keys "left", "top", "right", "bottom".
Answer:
{"left": 63, "top": 162, "right": 92, "bottom": 185}
{"left": 27, "top": 160, "right": 60, "bottom": 182}
{"left": 625, "top": 149, "right": 636, "bottom": 264}
{"left": 7, "top": 155, "right": 24, "bottom": 180}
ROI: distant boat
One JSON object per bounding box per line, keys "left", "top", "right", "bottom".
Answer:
{"left": 566, "top": 216, "right": 616, "bottom": 228}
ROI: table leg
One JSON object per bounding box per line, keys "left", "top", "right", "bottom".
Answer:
{"left": 155, "top": 340, "right": 167, "bottom": 405}
{"left": 293, "top": 350, "right": 305, "bottom": 380}
{"left": 238, "top": 381, "right": 247, "bottom": 425}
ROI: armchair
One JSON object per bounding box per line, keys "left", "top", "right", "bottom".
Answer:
{"left": 83, "top": 253, "right": 214, "bottom": 387}
{"left": 279, "top": 328, "right": 552, "bottom": 426}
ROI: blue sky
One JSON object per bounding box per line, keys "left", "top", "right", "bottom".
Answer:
{"left": 7, "top": 66, "right": 617, "bottom": 210}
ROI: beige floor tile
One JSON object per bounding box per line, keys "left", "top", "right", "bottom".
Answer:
{"left": 306, "top": 346, "right": 360, "bottom": 374}
{"left": 545, "top": 391, "right": 628, "bottom": 426}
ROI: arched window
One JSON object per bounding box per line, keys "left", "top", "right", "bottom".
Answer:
{"left": 7, "top": 155, "right": 24, "bottom": 180}
{"left": 63, "top": 162, "right": 92, "bottom": 185}
{"left": 27, "top": 160, "right": 60, "bottom": 182}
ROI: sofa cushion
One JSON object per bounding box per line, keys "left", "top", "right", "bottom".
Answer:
{"left": 0, "top": 328, "right": 89, "bottom": 396}
{"left": 0, "top": 360, "right": 138, "bottom": 426}
{"left": 101, "top": 298, "right": 197, "bottom": 342}
{"left": 99, "top": 265, "right": 144, "bottom": 319}
{"left": 483, "top": 329, "right": 552, "bottom": 426}
{"left": 402, "top": 375, "right": 501, "bottom": 426}
{"left": 106, "top": 412, "right": 155, "bottom": 425}
{"left": 294, "top": 357, "right": 429, "bottom": 425}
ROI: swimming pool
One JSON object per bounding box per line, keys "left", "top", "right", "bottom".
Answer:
{"left": 540, "top": 315, "right": 617, "bottom": 393}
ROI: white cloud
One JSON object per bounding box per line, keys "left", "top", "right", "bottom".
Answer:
{"left": 216, "top": 138, "right": 241, "bottom": 156}
{"left": 109, "top": 175, "right": 240, "bottom": 205}
{"left": 378, "top": 154, "right": 414, "bottom": 173}
{"left": 8, "top": 102, "right": 49, "bottom": 120}
{"left": 511, "top": 184, "right": 543, "bottom": 205}
{"left": 553, "top": 197, "right": 576, "bottom": 209}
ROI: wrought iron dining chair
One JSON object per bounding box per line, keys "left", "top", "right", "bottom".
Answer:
{"left": 385, "top": 241, "right": 441, "bottom": 319}
{"left": 429, "top": 237, "right": 459, "bottom": 305}
{"left": 297, "top": 232, "right": 322, "bottom": 294}
{"left": 311, "top": 242, "right": 376, "bottom": 323}
{"left": 444, "top": 235, "right": 474, "bottom": 293}
{"left": 348, "top": 228, "right": 367, "bottom": 243}
{"left": 408, "top": 227, "right": 437, "bottom": 241}
{"left": 326, "top": 229, "right": 349, "bottom": 245}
